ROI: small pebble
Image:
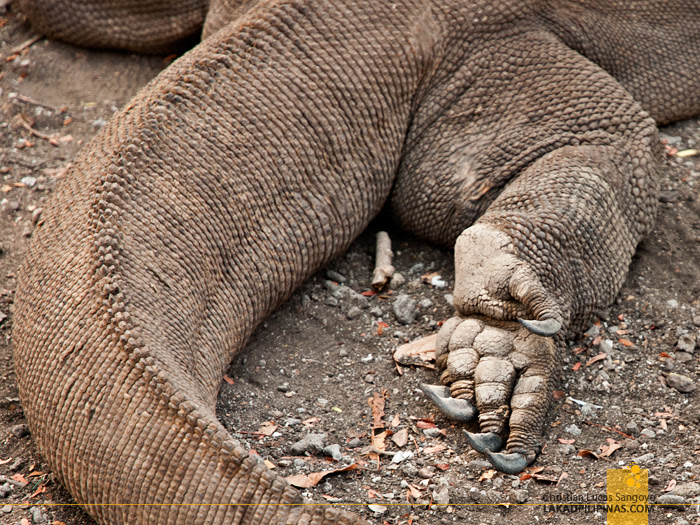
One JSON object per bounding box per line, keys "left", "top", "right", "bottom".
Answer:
{"left": 423, "top": 428, "right": 442, "bottom": 438}
{"left": 666, "top": 373, "right": 696, "bottom": 393}
{"left": 325, "top": 270, "right": 346, "bottom": 283}
{"left": 21, "top": 176, "right": 37, "bottom": 188}
{"left": 347, "top": 438, "right": 362, "bottom": 448}
{"left": 29, "top": 506, "right": 47, "bottom": 524}
{"left": 657, "top": 494, "right": 686, "bottom": 508}
{"left": 0, "top": 483, "right": 12, "bottom": 498}
{"left": 364, "top": 374, "right": 375, "bottom": 384}
{"left": 559, "top": 443, "right": 576, "bottom": 455}
{"left": 390, "top": 272, "right": 405, "bottom": 289}
{"left": 323, "top": 444, "right": 343, "bottom": 461}
{"left": 640, "top": 428, "right": 656, "bottom": 438}
{"left": 418, "top": 466, "right": 435, "bottom": 479}
{"left": 633, "top": 453, "right": 655, "bottom": 464}
{"left": 667, "top": 299, "right": 679, "bottom": 308}
{"left": 393, "top": 294, "right": 418, "bottom": 325}
{"left": 677, "top": 334, "right": 696, "bottom": 354}
{"left": 625, "top": 420, "right": 640, "bottom": 436}
{"left": 338, "top": 348, "right": 348, "bottom": 358}
{"left": 369, "top": 306, "right": 383, "bottom": 317}
{"left": 284, "top": 418, "right": 301, "bottom": 427}
{"left": 325, "top": 296, "right": 339, "bottom": 307}
{"left": 11, "top": 424, "right": 29, "bottom": 439}
{"left": 433, "top": 484, "right": 450, "bottom": 505}
{"left": 0, "top": 505, "right": 11, "bottom": 514}
{"left": 277, "top": 383, "right": 290, "bottom": 393}
{"left": 670, "top": 482, "right": 700, "bottom": 499}
{"left": 565, "top": 424, "right": 582, "bottom": 436}
{"left": 346, "top": 306, "right": 362, "bottom": 320}
{"left": 512, "top": 489, "right": 528, "bottom": 504}
{"left": 290, "top": 433, "right": 327, "bottom": 455}
{"left": 419, "top": 298, "right": 433, "bottom": 309}
{"left": 693, "top": 315, "right": 700, "bottom": 327}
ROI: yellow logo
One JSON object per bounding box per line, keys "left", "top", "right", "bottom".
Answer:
{"left": 607, "top": 463, "right": 648, "bottom": 525}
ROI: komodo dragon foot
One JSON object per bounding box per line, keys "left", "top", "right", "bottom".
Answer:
{"left": 423, "top": 224, "right": 561, "bottom": 474}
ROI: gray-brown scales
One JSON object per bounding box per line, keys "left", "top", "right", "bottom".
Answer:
{"left": 12, "top": 0, "right": 700, "bottom": 523}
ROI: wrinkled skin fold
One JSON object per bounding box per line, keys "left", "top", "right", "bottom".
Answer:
{"left": 12, "top": 0, "right": 700, "bottom": 523}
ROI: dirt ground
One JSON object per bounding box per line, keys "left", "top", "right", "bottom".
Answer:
{"left": 0, "top": 4, "right": 699, "bottom": 525}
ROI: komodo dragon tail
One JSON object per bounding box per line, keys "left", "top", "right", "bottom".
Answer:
{"left": 12, "top": 1, "right": 441, "bottom": 523}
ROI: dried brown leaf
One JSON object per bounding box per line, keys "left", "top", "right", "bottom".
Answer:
{"left": 585, "top": 352, "right": 607, "bottom": 367}
{"left": 393, "top": 335, "right": 437, "bottom": 368}
{"left": 286, "top": 463, "right": 359, "bottom": 488}
{"left": 391, "top": 428, "right": 409, "bottom": 448}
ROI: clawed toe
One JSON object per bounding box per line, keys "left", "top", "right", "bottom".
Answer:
{"left": 483, "top": 449, "right": 532, "bottom": 474}
{"left": 462, "top": 430, "right": 502, "bottom": 453}
{"left": 517, "top": 317, "right": 561, "bottom": 337}
{"left": 420, "top": 383, "right": 476, "bottom": 422}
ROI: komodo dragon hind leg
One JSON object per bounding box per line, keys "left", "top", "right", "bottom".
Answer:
{"left": 393, "top": 28, "right": 664, "bottom": 473}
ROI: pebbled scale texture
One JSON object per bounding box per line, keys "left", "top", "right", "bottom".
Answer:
{"left": 13, "top": 0, "right": 700, "bottom": 524}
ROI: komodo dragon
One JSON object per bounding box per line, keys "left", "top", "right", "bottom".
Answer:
{"left": 12, "top": 0, "right": 700, "bottom": 523}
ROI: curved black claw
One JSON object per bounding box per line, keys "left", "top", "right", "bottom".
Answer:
{"left": 420, "top": 383, "right": 477, "bottom": 423}
{"left": 463, "top": 430, "right": 502, "bottom": 454}
{"left": 518, "top": 317, "right": 562, "bottom": 337}
{"left": 483, "top": 449, "right": 531, "bottom": 475}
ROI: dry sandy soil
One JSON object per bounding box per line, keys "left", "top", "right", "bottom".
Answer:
{"left": 0, "top": 4, "right": 699, "bottom": 525}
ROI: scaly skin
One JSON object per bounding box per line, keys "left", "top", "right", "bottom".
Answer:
{"left": 13, "top": 0, "right": 700, "bottom": 523}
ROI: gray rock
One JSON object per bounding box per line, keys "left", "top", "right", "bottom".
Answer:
{"left": 675, "top": 352, "right": 693, "bottom": 363}
{"left": 0, "top": 483, "right": 11, "bottom": 499}
{"left": 565, "top": 424, "right": 582, "bottom": 436}
{"left": 290, "top": 433, "right": 327, "bottom": 455}
{"left": 29, "top": 506, "right": 47, "bottom": 524}
{"left": 674, "top": 519, "right": 690, "bottom": 525}
{"left": 390, "top": 272, "right": 406, "bottom": 289}
{"left": 277, "top": 382, "right": 290, "bottom": 393}
{"left": 667, "top": 299, "right": 679, "bottom": 309}
{"left": 419, "top": 298, "right": 433, "bottom": 309}
{"left": 558, "top": 443, "right": 576, "bottom": 455}
{"left": 325, "top": 270, "right": 347, "bottom": 283}
{"left": 625, "top": 420, "right": 640, "bottom": 436}
{"left": 423, "top": 428, "right": 442, "bottom": 438}
{"left": 325, "top": 296, "right": 339, "bottom": 307}
{"left": 640, "top": 428, "right": 656, "bottom": 438}
{"left": 346, "top": 306, "right": 363, "bottom": 320}
{"left": 433, "top": 484, "right": 450, "bottom": 505}
{"left": 670, "top": 482, "right": 700, "bottom": 499}
{"left": 21, "top": 176, "right": 37, "bottom": 188}
{"left": 693, "top": 315, "right": 700, "bottom": 327}
{"left": 333, "top": 285, "right": 370, "bottom": 309}
{"left": 323, "top": 444, "right": 343, "bottom": 461}
{"left": 512, "top": 489, "right": 529, "bottom": 504}
{"left": 0, "top": 505, "right": 11, "bottom": 514}
{"left": 284, "top": 417, "right": 301, "bottom": 427}
{"left": 11, "top": 424, "right": 29, "bottom": 439}
{"left": 657, "top": 494, "right": 686, "bottom": 509}
{"left": 648, "top": 474, "right": 660, "bottom": 485}
{"left": 401, "top": 463, "right": 419, "bottom": 477}
{"left": 677, "top": 334, "right": 696, "bottom": 354}
{"left": 633, "top": 453, "right": 655, "bottom": 464}
{"left": 347, "top": 438, "right": 362, "bottom": 448}
{"left": 370, "top": 306, "right": 384, "bottom": 317}
{"left": 666, "top": 373, "right": 696, "bottom": 393}
{"left": 418, "top": 466, "right": 435, "bottom": 479}
{"left": 393, "top": 294, "right": 418, "bottom": 325}
{"left": 467, "top": 459, "right": 493, "bottom": 469}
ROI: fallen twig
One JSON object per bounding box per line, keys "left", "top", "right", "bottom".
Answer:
{"left": 583, "top": 420, "right": 634, "bottom": 440}
{"left": 371, "top": 231, "right": 394, "bottom": 291}
{"left": 10, "top": 35, "right": 43, "bottom": 55}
